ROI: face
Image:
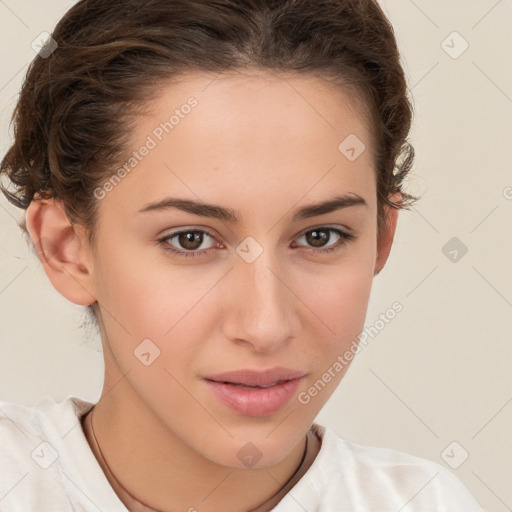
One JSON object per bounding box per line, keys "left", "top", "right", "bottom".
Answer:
{"left": 85, "top": 70, "right": 388, "bottom": 468}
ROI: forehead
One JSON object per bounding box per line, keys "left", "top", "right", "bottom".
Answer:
{"left": 98, "top": 70, "right": 376, "bottom": 221}
{"left": 143, "top": 69, "right": 373, "bottom": 148}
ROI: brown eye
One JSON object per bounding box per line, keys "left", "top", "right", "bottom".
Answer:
{"left": 293, "top": 227, "right": 355, "bottom": 254}
{"left": 305, "top": 229, "right": 330, "bottom": 248}
{"left": 158, "top": 229, "right": 220, "bottom": 258}
{"left": 177, "top": 231, "right": 205, "bottom": 251}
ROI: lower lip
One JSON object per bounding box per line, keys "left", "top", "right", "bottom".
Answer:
{"left": 205, "top": 378, "right": 302, "bottom": 417}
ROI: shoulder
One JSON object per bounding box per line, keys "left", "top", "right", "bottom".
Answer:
{"left": 287, "top": 423, "right": 484, "bottom": 512}
{"left": 0, "top": 395, "right": 93, "bottom": 458}
{"left": 0, "top": 396, "right": 99, "bottom": 510}
{"left": 0, "top": 395, "right": 93, "bottom": 451}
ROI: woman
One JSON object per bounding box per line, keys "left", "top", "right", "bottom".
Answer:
{"left": 0, "top": 0, "right": 483, "bottom": 510}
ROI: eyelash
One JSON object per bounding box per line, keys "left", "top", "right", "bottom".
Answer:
{"left": 157, "top": 227, "right": 355, "bottom": 258}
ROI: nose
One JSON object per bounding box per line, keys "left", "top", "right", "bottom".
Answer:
{"left": 221, "top": 249, "right": 297, "bottom": 353}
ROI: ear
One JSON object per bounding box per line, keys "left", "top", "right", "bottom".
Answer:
{"left": 25, "top": 197, "right": 97, "bottom": 306}
{"left": 374, "top": 194, "right": 401, "bottom": 276}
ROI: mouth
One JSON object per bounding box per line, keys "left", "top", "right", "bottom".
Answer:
{"left": 203, "top": 367, "right": 305, "bottom": 417}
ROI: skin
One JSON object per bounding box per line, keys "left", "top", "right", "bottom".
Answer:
{"left": 26, "top": 70, "right": 399, "bottom": 512}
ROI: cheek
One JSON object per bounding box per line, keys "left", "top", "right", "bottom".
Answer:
{"left": 93, "top": 238, "right": 211, "bottom": 335}
{"left": 92, "top": 242, "right": 224, "bottom": 390}
{"left": 299, "top": 244, "right": 376, "bottom": 361}
{"left": 317, "top": 231, "right": 376, "bottom": 315}
{"left": 292, "top": 257, "right": 375, "bottom": 412}
{"left": 313, "top": 266, "right": 373, "bottom": 340}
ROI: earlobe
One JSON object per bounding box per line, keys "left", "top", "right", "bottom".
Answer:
{"left": 25, "top": 198, "right": 97, "bottom": 306}
{"left": 374, "top": 197, "right": 400, "bottom": 276}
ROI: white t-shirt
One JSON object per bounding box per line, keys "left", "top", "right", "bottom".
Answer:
{"left": 0, "top": 396, "right": 483, "bottom": 511}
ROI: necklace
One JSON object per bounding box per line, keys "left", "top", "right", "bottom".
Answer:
{"left": 85, "top": 406, "right": 311, "bottom": 512}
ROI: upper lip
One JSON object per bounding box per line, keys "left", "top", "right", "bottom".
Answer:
{"left": 204, "top": 367, "right": 305, "bottom": 386}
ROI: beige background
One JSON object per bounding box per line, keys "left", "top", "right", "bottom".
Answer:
{"left": 0, "top": 1, "right": 511, "bottom": 510}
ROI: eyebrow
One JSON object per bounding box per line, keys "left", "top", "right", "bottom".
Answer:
{"left": 138, "top": 193, "right": 367, "bottom": 223}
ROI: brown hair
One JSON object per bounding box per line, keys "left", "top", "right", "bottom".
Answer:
{"left": 1, "top": 0, "right": 417, "bottom": 321}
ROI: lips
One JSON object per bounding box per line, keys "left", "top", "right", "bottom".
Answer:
{"left": 203, "top": 367, "right": 305, "bottom": 417}
{"left": 205, "top": 379, "right": 302, "bottom": 417}
{"left": 204, "top": 367, "right": 305, "bottom": 387}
